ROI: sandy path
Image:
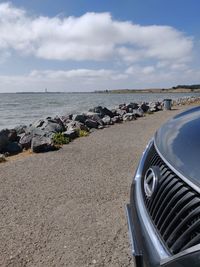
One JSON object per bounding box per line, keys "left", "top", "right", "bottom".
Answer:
{"left": 0, "top": 106, "right": 189, "bottom": 266}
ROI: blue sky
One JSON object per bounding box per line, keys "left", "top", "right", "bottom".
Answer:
{"left": 0, "top": 0, "right": 199, "bottom": 92}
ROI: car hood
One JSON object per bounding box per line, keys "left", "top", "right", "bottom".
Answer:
{"left": 155, "top": 106, "right": 200, "bottom": 188}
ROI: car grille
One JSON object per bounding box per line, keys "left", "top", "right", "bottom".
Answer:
{"left": 142, "top": 143, "right": 200, "bottom": 255}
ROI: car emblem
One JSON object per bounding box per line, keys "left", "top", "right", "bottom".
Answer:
{"left": 144, "top": 166, "right": 159, "bottom": 198}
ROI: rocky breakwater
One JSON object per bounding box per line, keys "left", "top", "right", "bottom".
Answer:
{"left": 173, "top": 96, "right": 200, "bottom": 106}
{"left": 0, "top": 101, "right": 162, "bottom": 160}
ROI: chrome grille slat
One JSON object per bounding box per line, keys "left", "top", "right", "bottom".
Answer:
{"left": 142, "top": 144, "right": 200, "bottom": 255}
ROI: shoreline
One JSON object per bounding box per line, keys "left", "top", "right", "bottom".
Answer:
{"left": 0, "top": 96, "right": 200, "bottom": 162}
{"left": 0, "top": 104, "right": 195, "bottom": 266}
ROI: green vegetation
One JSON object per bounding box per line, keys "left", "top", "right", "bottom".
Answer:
{"left": 78, "top": 130, "right": 89, "bottom": 137}
{"left": 172, "top": 84, "right": 200, "bottom": 90}
{"left": 52, "top": 133, "right": 70, "bottom": 145}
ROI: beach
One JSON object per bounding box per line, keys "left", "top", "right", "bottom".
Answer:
{"left": 0, "top": 105, "right": 194, "bottom": 266}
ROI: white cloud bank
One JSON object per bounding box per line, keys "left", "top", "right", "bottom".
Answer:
{"left": 0, "top": 2, "right": 193, "bottom": 63}
{"left": 0, "top": 2, "right": 198, "bottom": 92}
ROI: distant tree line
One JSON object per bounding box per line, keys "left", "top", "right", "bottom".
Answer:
{"left": 172, "top": 84, "right": 200, "bottom": 90}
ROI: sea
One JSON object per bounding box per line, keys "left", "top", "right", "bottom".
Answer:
{"left": 0, "top": 92, "right": 199, "bottom": 130}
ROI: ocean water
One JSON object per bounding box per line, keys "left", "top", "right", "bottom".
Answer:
{"left": 0, "top": 92, "right": 199, "bottom": 130}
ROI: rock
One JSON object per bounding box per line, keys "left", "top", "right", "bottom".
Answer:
{"left": 102, "top": 107, "right": 114, "bottom": 118}
{"left": 140, "top": 103, "right": 149, "bottom": 113}
{"left": 5, "top": 142, "right": 22, "bottom": 154}
{"left": 19, "top": 133, "right": 33, "bottom": 149}
{"left": 132, "top": 108, "right": 144, "bottom": 117}
{"left": 14, "top": 125, "right": 27, "bottom": 135}
{"left": 102, "top": 115, "right": 112, "bottom": 125}
{"left": 63, "top": 130, "right": 78, "bottom": 139}
{"left": 111, "top": 116, "right": 122, "bottom": 123}
{"left": 127, "top": 102, "right": 139, "bottom": 110}
{"left": 116, "top": 109, "right": 126, "bottom": 116}
{"left": 85, "top": 119, "right": 99, "bottom": 129}
{"left": 98, "top": 125, "right": 104, "bottom": 129}
{"left": 8, "top": 129, "right": 18, "bottom": 142}
{"left": 31, "top": 136, "right": 54, "bottom": 153}
{"left": 0, "top": 130, "right": 9, "bottom": 152}
{"left": 86, "top": 113, "right": 103, "bottom": 126}
{"left": 89, "top": 106, "right": 114, "bottom": 118}
{"left": 32, "top": 118, "right": 65, "bottom": 133}
{"left": 66, "top": 121, "right": 88, "bottom": 132}
{"left": 0, "top": 154, "right": 6, "bottom": 163}
{"left": 123, "top": 113, "right": 136, "bottom": 121}
{"left": 72, "top": 114, "right": 87, "bottom": 124}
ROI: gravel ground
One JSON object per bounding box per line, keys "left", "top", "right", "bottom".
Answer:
{"left": 0, "top": 106, "right": 188, "bottom": 267}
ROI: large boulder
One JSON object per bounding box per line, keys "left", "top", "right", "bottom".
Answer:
{"left": 66, "top": 121, "right": 88, "bottom": 132}
{"left": 5, "top": 142, "right": 22, "bottom": 154}
{"left": 123, "top": 113, "right": 136, "bottom": 121}
{"left": 85, "top": 119, "right": 99, "bottom": 129}
{"left": 63, "top": 130, "right": 78, "bottom": 139}
{"left": 32, "top": 117, "right": 65, "bottom": 133}
{"left": 140, "top": 103, "right": 149, "bottom": 113}
{"left": 102, "top": 115, "right": 112, "bottom": 125}
{"left": 19, "top": 133, "right": 33, "bottom": 149}
{"left": 8, "top": 129, "right": 18, "bottom": 142}
{"left": 0, "top": 130, "right": 9, "bottom": 152}
{"left": 14, "top": 125, "right": 27, "bottom": 135}
{"left": 72, "top": 114, "right": 87, "bottom": 124}
{"left": 31, "top": 136, "right": 54, "bottom": 153}
{"left": 127, "top": 102, "right": 139, "bottom": 110}
{"left": 89, "top": 106, "right": 114, "bottom": 118}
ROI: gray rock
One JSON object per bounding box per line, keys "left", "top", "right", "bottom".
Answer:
{"left": 31, "top": 136, "right": 53, "bottom": 153}
{"left": 89, "top": 106, "right": 114, "bottom": 118}
{"left": 85, "top": 119, "right": 99, "bottom": 129}
{"left": 127, "top": 102, "right": 139, "bottom": 110}
{"left": 8, "top": 129, "right": 18, "bottom": 142}
{"left": 111, "top": 116, "right": 122, "bottom": 123}
{"left": 72, "top": 114, "right": 87, "bottom": 124}
{"left": 19, "top": 133, "right": 33, "bottom": 149}
{"left": 63, "top": 130, "right": 78, "bottom": 139}
{"left": 140, "top": 103, "right": 149, "bottom": 113}
{"left": 132, "top": 108, "right": 144, "bottom": 117}
{"left": 123, "top": 113, "right": 136, "bottom": 121}
{"left": 32, "top": 118, "right": 65, "bottom": 133}
{"left": 0, "top": 130, "right": 9, "bottom": 152}
{"left": 14, "top": 125, "right": 27, "bottom": 135}
{"left": 116, "top": 109, "right": 126, "bottom": 116}
{"left": 66, "top": 121, "right": 88, "bottom": 132}
{"left": 102, "top": 115, "right": 112, "bottom": 125}
{"left": 5, "top": 142, "right": 22, "bottom": 154}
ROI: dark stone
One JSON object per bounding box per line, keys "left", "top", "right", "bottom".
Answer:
{"left": 19, "top": 133, "right": 33, "bottom": 149}
{"left": 132, "top": 108, "right": 144, "bottom": 117}
{"left": 111, "top": 116, "right": 122, "bottom": 123}
{"left": 85, "top": 119, "right": 99, "bottom": 129}
{"left": 0, "top": 130, "right": 9, "bottom": 152}
{"left": 89, "top": 106, "right": 114, "bottom": 118}
{"left": 102, "top": 107, "right": 114, "bottom": 118}
{"left": 66, "top": 121, "right": 88, "bottom": 132}
{"left": 14, "top": 125, "right": 27, "bottom": 135}
{"left": 102, "top": 115, "right": 112, "bottom": 125}
{"left": 140, "top": 103, "right": 149, "bottom": 113}
{"left": 8, "top": 129, "right": 18, "bottom": 142}
{"left": 123, "top": 113, "right": 136, "bottom": 121}
{"left": 127, "top": 102, "right": 139, "bottom": 110}
{"left": 5, "top": 142, "right": 22, "bottom": 154}
{"left": 72, "top": 114, "right": 87, "bottom": 123}
{"left": 31, "top": 136, "right": 54, "bottom": 153}
{"left": 63, "top": 130, "right": 78, "bottom": 139}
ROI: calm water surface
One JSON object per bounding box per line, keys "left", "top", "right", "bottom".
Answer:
{"left": 0, "top": 92, "right": 199, "bottom": 129}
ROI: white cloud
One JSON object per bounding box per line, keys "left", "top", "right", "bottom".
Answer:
{"left": 0, "top": 2, "right": 193, "bottom": 63}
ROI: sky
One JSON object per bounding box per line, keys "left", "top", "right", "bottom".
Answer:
{"left": 0, "top": 0, "right": 200, "bottom": 92}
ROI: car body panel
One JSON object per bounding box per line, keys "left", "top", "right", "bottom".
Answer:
{"left": 155, "top": 106, "right": 200, "bottom": 188}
